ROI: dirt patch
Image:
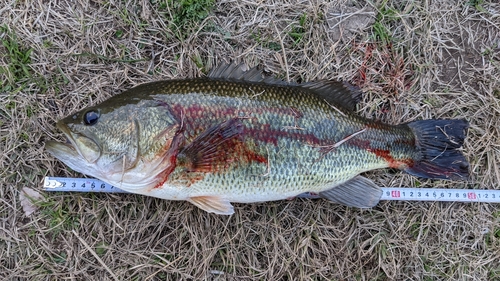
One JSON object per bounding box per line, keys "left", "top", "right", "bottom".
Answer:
{"left": 326, "top": 3, "right": 376, "bottom": 42}
{"left": 435, "top": 26, "right": 495, "bottom": 92}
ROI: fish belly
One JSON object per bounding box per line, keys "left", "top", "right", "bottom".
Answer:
{"left": 160, "top": 132, "right": 390, "bottom": 203}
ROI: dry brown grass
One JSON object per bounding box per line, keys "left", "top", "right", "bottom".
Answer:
{"left": 1, "top": 0, "right": 500, "bottom": 280}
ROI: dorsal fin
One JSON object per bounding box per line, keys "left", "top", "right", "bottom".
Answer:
{"left": 208, "top": 62, "right": 362, "bottom": 111}
{"left": 300, "top": 81, "right": 362, "bottom": 112}
{"left": 207, "top": 62, "right": 292, "bottom": 85}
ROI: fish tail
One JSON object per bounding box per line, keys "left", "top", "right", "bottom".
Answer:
{"left": 405, "top": 119, "right": 469, "bottom": 180}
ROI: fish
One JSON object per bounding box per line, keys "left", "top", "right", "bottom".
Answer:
{"left": 45, "top": 63, "right": 469, "bottom": 215}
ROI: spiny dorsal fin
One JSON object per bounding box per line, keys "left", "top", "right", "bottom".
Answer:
{"left": 208, "top": 62, "right": 248, "bottom": 79}
{"left": 301, "top": 81, "right": 362, "bottom": 112}
{"left": 319, "top": 176, "right": 382, "bottom": 208}
{"left": 208, "top": 62, "right": 292, "bottom": 85}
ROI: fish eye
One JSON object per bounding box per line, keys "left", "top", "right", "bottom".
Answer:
{"left": 83, "top": 110, "right": 100, "bottom": 126}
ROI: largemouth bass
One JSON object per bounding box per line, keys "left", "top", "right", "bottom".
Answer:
{"left": 46, "top": 63, "right": 469, "bottom": 215}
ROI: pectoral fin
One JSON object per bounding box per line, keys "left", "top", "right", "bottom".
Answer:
{"left": 319, "top": 176, "right": 382, "bottom": 208}
{"left": 188, "top": 196, "right": 235, "bottom": 215}
{"left": 176, "top": 118, "right": 243, "bottom": 172}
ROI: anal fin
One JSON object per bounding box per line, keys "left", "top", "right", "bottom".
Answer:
{"left": 319, "top": 176, "right": 382, "bottom": 208}
{"left": 188, "top": 196, "right": 235, "bottom": 215}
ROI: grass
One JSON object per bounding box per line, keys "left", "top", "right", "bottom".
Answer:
{"left": 1, "top": 0, "right": 500, "bottom": 280}
{"left": 288, "top": 13, "right": 308, "bottom": 47}
{"left": 371, "top": 1, "right": 402, "bottom": 44}
{"left": 159, "top": 0, "right": 216, "bottom": 39}
{"left": 0, "top": 25, "right": 33, "bottom": 92}
{"left": 39, "top": 197, "right": 81, "bottom": 237}
{"left": 467, "top": 0, "right": 487, "bottom": 12}
{"left": 251, "top": 30, "right": 282, "bottom": 51}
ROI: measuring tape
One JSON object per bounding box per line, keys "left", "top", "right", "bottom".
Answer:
{"left": 43, "top": 177, "right": 500, "bottom": 203}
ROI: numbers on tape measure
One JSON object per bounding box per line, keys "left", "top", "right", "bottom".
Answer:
{"left": 44, "top": 177, "right": 129, "bottom": 193}
{"left": 382, "top": 187, "right": 500, "bottom": 203}
{"left": 44, "top": 177, "right": 500, "bottom": 202}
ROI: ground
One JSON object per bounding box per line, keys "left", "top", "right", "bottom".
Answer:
{"left": 1, "top": 0, "right": 500, "bottom": 280}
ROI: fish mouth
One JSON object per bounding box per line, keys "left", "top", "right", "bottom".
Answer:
{"left": 45, "top": 138, "right": 78, "bottom": 155}
{"left": 45, "top": 120, "right": 102, "bottom": 164}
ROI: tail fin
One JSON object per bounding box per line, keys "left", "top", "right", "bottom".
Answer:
{"left": 405, "top": 119, "right": 469, "bottom": 180}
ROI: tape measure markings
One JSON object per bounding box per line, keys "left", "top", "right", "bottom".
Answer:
{"left": 44, "top": 177, "right": 130, "bottom": 193}
{"left": 43, "top": 177, "right": 499, "bottom": 203}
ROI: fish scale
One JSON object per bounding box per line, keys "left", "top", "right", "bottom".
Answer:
{"left": 150, "top": 80, "right": 388, "bottom": 196}
{"left": 46, "top": 63, "right": 469, "bottom": 215}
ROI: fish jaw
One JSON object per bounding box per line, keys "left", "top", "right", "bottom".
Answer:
{"left": 57, "top": 120, "right": 102, "bottom": 164}
{"left": 45, "top": 120, "right": 104, "bottom": 180}
{"left": 45, "top": 140, "right": 102, "bottom": 178}
{"left": 45, "top": 136, "right": 171, "bottom": 194}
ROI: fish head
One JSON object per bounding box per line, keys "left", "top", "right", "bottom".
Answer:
{"left": 46, "top": 99, "right": 179, "bottom": 190}
{"left": 46, "top": 104, "right": 139, "bottom": 178}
